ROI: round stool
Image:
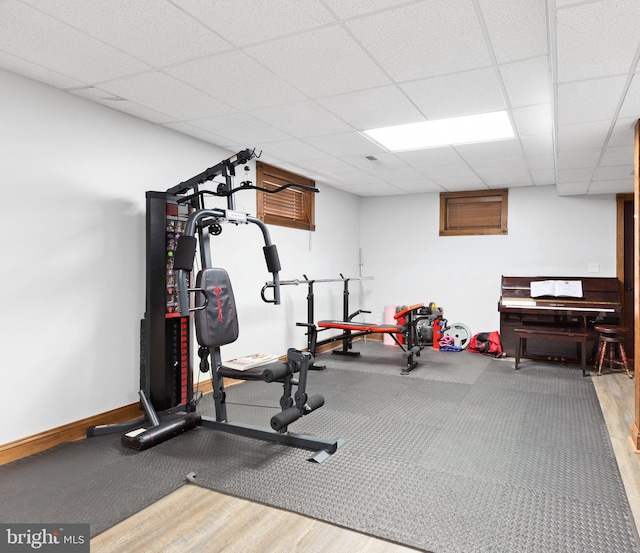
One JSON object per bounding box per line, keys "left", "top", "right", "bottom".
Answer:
{"left": 594, "top": 325, "right": 632, "bottom": 378}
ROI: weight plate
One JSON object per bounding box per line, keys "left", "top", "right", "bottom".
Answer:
{"left": 442, "top": 323, "right": 472, "bottom": 349}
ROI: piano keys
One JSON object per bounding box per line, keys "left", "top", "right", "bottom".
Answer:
{"left": 498, "top": 276, "right": 622, "bottom": 360}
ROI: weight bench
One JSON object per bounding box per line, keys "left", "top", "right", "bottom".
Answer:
{"left": 514, "top": 327, "right": 588, "bottom": 377}
{"left": 308, "top": 303, "right": 426, "bottom": 375}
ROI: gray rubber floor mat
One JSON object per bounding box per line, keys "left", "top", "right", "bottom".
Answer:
{"left": 0, "top": 342, "right": 637, "bottom": 553}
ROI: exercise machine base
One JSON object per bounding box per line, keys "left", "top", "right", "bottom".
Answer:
{"left": 200, "top": 417, "right": 345, "bottom": 463}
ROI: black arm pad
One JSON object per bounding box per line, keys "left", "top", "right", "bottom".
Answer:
{"left": 263, "top": 244, "right": 281, "bottom": 273}
{"left": 174, "top": 236, "right": 197, "bottom": 271}
{"left": 263, "top": 362, "right": 291, "bottom": 383}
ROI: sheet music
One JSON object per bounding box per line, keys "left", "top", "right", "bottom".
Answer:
{"left": 530, "top": 279, "right": 583, "bottom": 298}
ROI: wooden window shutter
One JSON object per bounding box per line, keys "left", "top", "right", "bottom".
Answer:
{"left": 439, "top": 189, "right": 508, "bottom": 236}
{"left": 256, "top": 161, "right": 316, "bottom": 231}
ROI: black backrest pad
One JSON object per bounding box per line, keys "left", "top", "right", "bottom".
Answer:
{"left": 195, "top": 268, "right": 239, "bottom": 347}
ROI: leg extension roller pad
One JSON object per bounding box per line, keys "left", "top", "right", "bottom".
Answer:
{"left": 270, "top": 394, "right": 325, "bottom": 431}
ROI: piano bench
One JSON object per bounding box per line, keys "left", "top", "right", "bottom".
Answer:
{"left": 513, "top": 327, "right": 589, "bottom": 377}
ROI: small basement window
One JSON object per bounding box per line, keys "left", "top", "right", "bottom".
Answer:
{"left": 256, "top": 161, "right": 316, "bottom": 231}
{"left": 439, "top": 189, "right": 508, "bottom": 236}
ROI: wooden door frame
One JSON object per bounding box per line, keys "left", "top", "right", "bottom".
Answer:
{"left": 617, "top": 193, "right": 633, "bottom": 296}
{"left": 631, "top": 120, "right": 640, "bottom": 452}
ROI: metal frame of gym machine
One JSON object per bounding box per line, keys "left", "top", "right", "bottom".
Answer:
{"left": 88, "top": 148, "right": 343, "bottom": 461}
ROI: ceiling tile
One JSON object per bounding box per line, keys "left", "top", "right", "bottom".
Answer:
{"left": 455, "top": 139, "right": 522, "bottom": 163}
{"left": 608, "top": 117, "right": 637, "bottom": 147}
{"left": 511, "top": 104, "right": 553, "bottom": 135}
{"left": 592, "top": 164, "right": 634, "bottom": 180}
{"left": 0, "top": 51, "right": 86, "bottom": 89}
{"left": 0, "top": 1, "right": 149, "bottom": 83}
{"left": 531, "top": 169, "right": 556, "bottom": 186}
{"left": 347, "top": 182, "right": 408, "bottom": 196}
{"left": 557, "top": 148, "right": 601, "bottom": 169}
{"left": 395, "top": 146, "right": 464, "bottom": 167}
{"left": 339, "top": 153, "right": 408, "bottom": 173}
{"left": 295, "top": 157, "right": 362, "bottom": 175}
{"left": 477, "top": 0, "right": 548, "bottom": 63}
{"left": 257, "top": 139, "right": 331, "bottom": 163}
{"left": 589, "top": 178, "right": 633, "bottom": 194}
{"left": 556, "top": 120, "right": 611, "bottom": 151}
{"left": 588, "top": 179, "right": 633, "bottom": 194}
{"left": 484, "top": 174, "right": 532, "bottom": 188}
{"left": 469, "top": 157, "right": 528, "bottom": 176}
{"left": 556, "top": 0, "right": 640, "bottom": 82}
{"left": 525, "top": 154, "right": 555, "bottom": 171}
{"left": 249, "top": 101, "right": 351, "bottom": 138}
{"left": 190, "top": 113, "right": 292, "bottom": 144}
{"left": 499, "top": 56, "right": 551, "bottom": 108}
{"left": 601, "top": 145, "right": 635, "bottom": 166}
{"left": 328, "top": 170, "right": 385, "bottom": 186}
{"left": 417, "top": 163, "right": 477, "bottom": 179}
{"left": 431, "top": 174, "right": 486, "bottom": 190}
{"left": 558, "top": 167, "right": 595, "bottom": 183}
{"left": 346, "top": 0, "right": 491, "bottom": 82}
{"left": 304, "top": 132, "right": 385, "bottom": 157}
{"left": 163, "top": 121, "right": 241, "bottom": 148}
{"left": 172, "top": 0, "right": 336, "bottom": 47}
{"left": 400, "top": 68, "right": 506, "bottom": 120}
{"left": 557, "top": 182, "right": 589, "bottom": 195}
{"left": 245, "top": 26, "right": 390, "bottom": 97}
{"left": 100, "top": 72, "right": 234, "bottom": 120}
{"left": 165, "top": 51, "right": 306, "bottom": 111}
{"left": 619, "top": 73, "right": 640, "bottom": 118}
{"left": 71, "top": 87, "right": 176, "bottom": 124}
{"left": 557, "top": 75, "right": 627, "bottom": 125}
{"left": 394, "top": 179, "right": 443, "bottom": 193}
{"left": 368, "top": 167, "right": 424, "bottom": 184}
{"left": 317, "top": 86, "right": 424, "bottom": 130}
{"left": 322, "top": 0, "right": 413, "bottom": 19}
{"left": 24, "top": 0, "right": 230, "bottom": 66}
{"left": 519, "top": 134, "right": 554, "bottom": 157}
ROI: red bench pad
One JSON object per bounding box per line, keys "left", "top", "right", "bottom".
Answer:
{"left": 317, "top": 320, "right": 376, "bottom": 331}
{"left": 370, "top": 324, "right": 404, "bottom": 333}
{"left": 394, "top": 303, "right": 424, "bottom": 320}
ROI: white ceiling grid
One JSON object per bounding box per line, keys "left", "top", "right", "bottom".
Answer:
{"left": 0, "top": 0, "right": 638, "bottom": 196}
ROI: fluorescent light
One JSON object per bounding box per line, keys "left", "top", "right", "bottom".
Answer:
{"left": 363, "top": 111, "right": 515, "bottom": 151}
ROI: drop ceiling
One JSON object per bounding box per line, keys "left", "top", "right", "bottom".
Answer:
{"left": 0, "top": 0, "right": 638, "bottom": 197}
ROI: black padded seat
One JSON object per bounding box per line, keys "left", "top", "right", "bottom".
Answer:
{"left": 219, "top": 361, "right": 292, "bottom": 382}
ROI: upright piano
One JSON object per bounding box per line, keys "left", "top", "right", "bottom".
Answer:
{"left": 498, "top": 276, "right": 621, "bottom": 360}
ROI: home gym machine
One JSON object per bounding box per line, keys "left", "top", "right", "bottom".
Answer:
{"left": 88, "top": 148, "right": 344, "bottom": 462}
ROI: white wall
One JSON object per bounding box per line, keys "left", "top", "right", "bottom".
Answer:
{"left": 1, "top": 66, "right": 618, "bottom": 446}
{"left": 0, "top": 69, "right": 360, "bottom": 444}
{"left": 359, "top": 186, "right": 617, "bottom": 336}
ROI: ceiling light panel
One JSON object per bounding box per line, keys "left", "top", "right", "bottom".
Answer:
{"left": 364, "top": 111, "right": 515, "bottom": 152}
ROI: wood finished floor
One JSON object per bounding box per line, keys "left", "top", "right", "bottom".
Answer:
{"left": 91, "top": 369, "right": 640, "bottom": 553}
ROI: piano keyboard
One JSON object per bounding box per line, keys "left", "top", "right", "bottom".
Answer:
{"left": 501, "top": 300, "right": 615, "bottom": 312}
